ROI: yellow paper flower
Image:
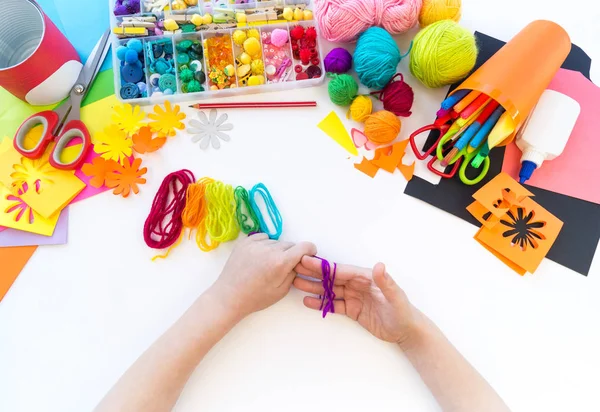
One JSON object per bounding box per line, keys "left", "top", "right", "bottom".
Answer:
{"left": 112, "top": 103, "right": 146, "bottom": 135}
{"left": 94, "top": 124, "right": 133, "bottom": 165}
{"left": 149, "top": 101, "right": 186, "bottom": 137}
{"left": 11, "top": 154, "right": 57, "bottom": 195}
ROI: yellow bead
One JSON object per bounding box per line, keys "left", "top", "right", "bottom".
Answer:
{"left": 230, "top": 84, "right": 237, "bottom": 88}
{"left": 293, "top": 8, "right": 304, "bottom": 21}
{"left": 303, "top": 10, "right": 313, "bottom": 20}
{"left": 243, "top": 37, "right": 261, "bottom": 56}
{"left": 163, "top": 19, "right": 180, "bottom": 31}
{"left": 191, "top": 14, "right": 203, "bottom": 26}
{"left": 282, "top": 7, "right": 293, "bottom": 21}
{"left": 224, "top": 64, "right": 236, "bottom": 77}
{"left": 239, "top": 52, "right": 251, "bottom": 65}
{"left": 247, "top": 28, "right": 260, "bottom": 40}
{"left": 232, "top": 30, "right": 247, "bottom": 45}
{"left": 210, "top": 85, "right": 219, "bottom": 91}
{"left": 172, "top": 0, "right": 186, "bottom": 10}
{"left": 202, "top": 14, "right": 213, "bottom": 25}
{"left": 236, "top": 13, "right": 247, "bottom": 23}
{"left": 251, "top": 59, "right": 264, "bottom": 75}
{"left": 247, "top": 75, "right": 265, "bottom": 86}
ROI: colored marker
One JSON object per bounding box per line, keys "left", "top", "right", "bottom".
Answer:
{"left": 453, "top": 90, "right": 481, "bottom": 113}
{"left": 467, "top": 106, "right": 505, "bottom": 152}
{"left": 441, "top": 101, "right": 500, "bottom": 166}
{"left": 437, "top": 89, "right": 470, "bottom": 117}
{"left": 470, "top": 111, "right": 515, "bottom": 167}
{"left": 459, "top": 94, "right": 490, "bottom": 119}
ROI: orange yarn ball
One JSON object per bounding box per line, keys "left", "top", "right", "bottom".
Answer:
{"left": 364, "top": 110, "right": 401, "bottom": 144}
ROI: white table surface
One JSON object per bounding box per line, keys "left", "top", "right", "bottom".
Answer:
{"left": 1, "top": 1, "right": 599, "bottom": 411}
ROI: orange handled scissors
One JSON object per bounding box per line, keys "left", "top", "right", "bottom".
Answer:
{"left": 13, "top": 29, "right": 111, "bottom": 170}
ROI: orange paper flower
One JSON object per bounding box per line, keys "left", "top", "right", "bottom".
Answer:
{"left": 148, "top": 101, "right": 186, "bottom": 137}
{"left": 132, "top": 126, "right": 167, "bottom": 154}
{"left": 105, "top": 157, "right": 148, "bottom": 198}
{"left": 81, "top": 157, "right": 120, "bottom": 188}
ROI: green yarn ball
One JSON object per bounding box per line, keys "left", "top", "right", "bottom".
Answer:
{"left": 409, "top": 20, "right": 478, "bottom": 88}
{"left": 328, "top": 74, "right": 358, "bottom": 106}
{"left": 180, "top": 68, "right": 194, "bottom": 82}
{"left": 187, "top": 80, "right": 203, "bottom": 93}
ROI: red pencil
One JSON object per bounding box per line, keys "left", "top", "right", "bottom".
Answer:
{"left": 190, "top": 101, "right": 317, "bottom": 109}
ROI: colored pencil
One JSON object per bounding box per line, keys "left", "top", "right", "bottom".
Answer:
{"left": 190, "top": 101, "right": 317, "bottom": 109}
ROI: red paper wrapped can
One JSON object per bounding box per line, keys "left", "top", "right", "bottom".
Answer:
{"left": 0, "top": 0, "right": 82, "bottom": 106}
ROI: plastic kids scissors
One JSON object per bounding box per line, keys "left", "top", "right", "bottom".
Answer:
{"left": 13, "top": 30, "right": 111, "bottom": 170}
{"left": 409, "top": 112, "right": 454, "bottom": 160}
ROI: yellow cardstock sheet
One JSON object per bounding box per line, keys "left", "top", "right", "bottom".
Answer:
{"left": 0, "top": 184, "right": 59, "bottom": 236}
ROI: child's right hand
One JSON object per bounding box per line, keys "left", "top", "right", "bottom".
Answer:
{"left": 294, "top": 257, "right": 425, "bottom": 349}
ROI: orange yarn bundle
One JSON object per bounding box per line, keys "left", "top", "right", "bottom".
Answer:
{"left": 364, "top": 110, "right": 402, "bottom": 144}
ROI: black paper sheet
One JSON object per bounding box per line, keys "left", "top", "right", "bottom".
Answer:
{"left": 404, "top": 32, "right": 599, "bottom": 276}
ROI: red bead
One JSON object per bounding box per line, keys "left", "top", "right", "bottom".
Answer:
{"left": 291, "top": 43, "right": 299, "bottom": 51}
{"left": 305, "top": 27, "right": 317, "bottom": 41}
{"left": 311, "top": 57, "right": 320, "bottom": 66}
{"left": 310, "top": 48, "right": 318, "bottom": 57}
{"left": 296, "top": 72, "right": 309, "bottom": 80}
{"left": 294, "top": 65, "right": 303, "bottom": 73}
{"left": 290, "top": 26, "right": 304, "bottom": 41}
{"left": 308, "top": 40, "right": 316, "bottom": 48}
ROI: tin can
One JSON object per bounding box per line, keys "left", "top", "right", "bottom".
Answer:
{"left": 0, "top": 0, "right": 82, "bottom": 106}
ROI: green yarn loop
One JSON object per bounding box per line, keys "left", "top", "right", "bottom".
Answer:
{"left": 409, "top": 20, "right": 478, "bottom": 88}
{"left": 354, "top": 27, "right": 403, "bottom": 89}
{"left": 328, "top": 74, "right": 358, "bottom": 106}
{"left": 234, "top": 186, "right": 260, "bottom": 234}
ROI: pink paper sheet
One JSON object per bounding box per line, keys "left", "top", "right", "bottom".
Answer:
{"left": 502, "top": 69, "right": 600, "bottom": 205}
{"left": 72, "top": 147, "right": 111, "bottom": 204}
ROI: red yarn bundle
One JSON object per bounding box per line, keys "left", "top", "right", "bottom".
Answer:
{"left": 371, "top": 73, "right": 414, "bottom": 117}
{"left": 143, "top": 169, "right": 195, "bottom": 249}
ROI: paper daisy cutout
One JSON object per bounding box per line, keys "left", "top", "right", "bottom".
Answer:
{"left": 133, "top": 126, "right": 167, "bottom": 154}
{"left": 187, "top": 109, "right": 234, "bottom": 150}
{"left": 149, "top": 101, "right": 186, "bottom": 137}
{"left": 94, "top": 124, "right": 133, "bottom": 165}
{"left": 112, "top": 104, "right": 146, "bottom": 135}
{"left": 81, "top": 157, "right": 120, "bottom": 188}
{"left": 105, "top": 157, "right": 148, "bottom": 198}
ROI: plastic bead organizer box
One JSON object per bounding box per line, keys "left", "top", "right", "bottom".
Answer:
{"left": 109, "top": 0, "right": 325, "bottom": 104}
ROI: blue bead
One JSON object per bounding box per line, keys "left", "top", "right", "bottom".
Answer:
{"left": 164, "top": 88, "right": 174, "bottom": 95}
{"left": 121, "top": 63, "right": 144, "bottom": 83}
{"left": 116, "top": 46, "right": 128, "bottom": 61}
{"left": 137, "top": 82, "right": 147, "bottom": 93}
{"left": 125, "top": 49, "right": 139, "bottom": 64}
{"left": 127, "top": 38, "right": 143, "bottom": 54}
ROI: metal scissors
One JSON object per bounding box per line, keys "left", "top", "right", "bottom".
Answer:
{"left": 13, "top": 29, "right": 111, "bottom": 170}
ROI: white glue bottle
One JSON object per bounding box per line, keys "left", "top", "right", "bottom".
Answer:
{"left": 517, "top": 89, "right": 581, "bottom": 183}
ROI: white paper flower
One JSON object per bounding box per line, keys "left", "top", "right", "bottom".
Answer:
{"left": 187, "top": 109, "right": 234, "bottom": 150}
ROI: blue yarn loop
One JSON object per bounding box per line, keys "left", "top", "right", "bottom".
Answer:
{"left": 249, "top": 183, "right": 283, "bottom": 240}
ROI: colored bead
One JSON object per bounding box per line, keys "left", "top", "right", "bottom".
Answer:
{"left": 311, "top": 57, "right": 320, "bottom": 66}
{"left": 164, "top": 88, "right": 174, "bottom": 95}
{"left": 194, "top": 70, "right": 206, "bottom": 84}
{"left": 150, "top": 73, "right": 160, "bottom": 86}
{"left": 265, "top": 65, "right": 276, "bottom": 76}
{"left": 306, "top": 65, "right": 322, "bottom": 79}
{"left": 159, "top": 73, "right": 177, "bottom": 91}
{"left": 296, "top": 72, "right": 309, "bottom": 80}
{"left": 293, "top": 8, "right": 304, "bottom": 21}
{"left": 152, "top": 43, "right": 164, "bottom": 59}
{"left": 210, "top": 85, "right": 219, "bottom": 91}
{"left": 127, "top": 38, "right": 143, "bottom": 53}
{"left": 236, "top": 13, "right": 247, "bottom": 23}
{"left": 121, "top": 63, "right": 144, "bottom": 83}
{"left": 237, "top": 64, "right": 251, "bottom": 78}
{"left": 247, "top": 75, "right": 264, "bottom": 86}
{"left": 177, "top": 53, "right": 190, "bottom": 65}
{"left": 282, "top": 7, "right": 293, "bottom": 21}
{"left": 202, "top": 14, "right": 213, "bottom": 25}
{"left": 190, "top": 60, "right": 202, "bottom": 71}
{"left": 164, "top": 19, "right": 179, "bottom": 31}
{"left": 137, "top": 82, "right": 147, "bottom": 93}
{"left": 224, "top": 64, "right": 235, "bottom": 77}
{"left": 191, "top": 14, "right": 203, "bottom": 26}
{"left": 182, "top": 24, "right": 196, "bottom": 33}
{"left": 120, "top": 83, "right": 140, "bottom": 99}
{"left": 303, "top": 10, "right": 313, "bottom": 20}
{"left": 177, "top": 40, "right": 193, "bottom": 51}
{"left": 294, "top": 65, "right": 303, "bottom": 73}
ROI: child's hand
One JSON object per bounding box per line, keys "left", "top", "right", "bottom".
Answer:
{"left": 212, "top": 234, "right": 317, "bottom": 319}
{"left": 294, "top": 257, "right": 424, "bottom": 348}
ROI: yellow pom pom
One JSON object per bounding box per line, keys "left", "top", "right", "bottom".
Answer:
{"left": 232, "top": 29, "right": 247, "bottom": 45}
{"left": 251, "top": 59, "right": 264, "bottom": 75}
{"left": 364, "top": 110, "right": 401, "bottom": 144}
{"left": 293, "top": 8, "right": 304, "bottom": 21}
{"left": 191, "top": 14, "right": 203, "bottom": 26}
{"left": 347, "top": 95, "right": 373, "bottom": 122}
{"left": 243, "top": 37, "right": 261, "bottom": 57}
{"left": 247, "top": 75, "right": 265, "bottom": 86}
{"left": 247, "top": 28, "right": 260, "bottom": 40}
{"left": 171, "top": 0, "right": 186, "bottom": 10}
{"left": 303, "top": 10, "right": 313, "bottom": 20}
{"left": 163, "top": 19, "right": 179, "bottom": 31}
{"left": 238, "top": 52, "right": 251, "bottom": 65}
{"left": 282, "top": 7, "right": 293, "bottom": 21}
{"left": 202, "top": 14, "right": 213, "bottom": 25}
{"left": 419, "top": 0, "right": 462, "bottom": 27}
{"left": 236, "top": 13, "right": 247, "bottom": 23}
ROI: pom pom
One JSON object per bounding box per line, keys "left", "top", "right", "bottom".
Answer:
{"left": 299, "top": 48, "right": 311, "bottom": 65}
{"left": 328, "top": 74, "right": 358, "bottom": 106}
{"left": 305, "top": 27, "right": 317, "bottom": 41}
{"left": 247, "top": 28, "right": 260, "bottom": 40}
{"left": 116, "top": 46, "right": 128, "bottom": 61}
{"left": 315, "top": 0, "right": 420, "bottom": 43}
{"left": 180, "top": 68, "right": 194, "bottom": 82}
{"left": 364, "top": 110, "right": 401, "bottom": 144}
{"left": 233, "top": 29, "right": 247, "bottom": 45}
{"left": 347, "top": 95, "right": 373, "bottom": 122}
{"left": 236, "top": 13, "right": 247, "bottom": 23}
{"left": 354, "top": 27, "right": 403, "bottom": 89}
{"left": 125, "top": 48, "right": 139, "bottom": 64}
{"left": 409, "top": 20, "right": 477, "bottom": 88}
{"left": 270, "top": 28, "right": 289, "bottom": 47}
{"left": 324, "top": 48, "right": 352, "bottom": 74}
{"left": 251, "top": 59, "right": 264, "bottom": 75}
{"left": 419, "top": 0, "right": 462, "bottom": 27}
{"left": 290, "top": 26, "right": 304, "bottom": 40}
{"left": 187, "top": 80, "right": 203, "bottom": 92}
{"left": 243, "top": 37, "right": 261, "bottom": 57}
{"left": 127, "top": 39, "right": 143, "bottom": 54}
{"left": 372, "top": 73, "right": 414, "bottom": 117}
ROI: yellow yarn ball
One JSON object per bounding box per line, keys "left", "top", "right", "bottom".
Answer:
{"left": 233, "top": 29, "right": 247, "bottom": 45}
{"left": 247, "top": 28, "right": 260, "bottom": 40}
{"left": 409, "top": 20, "right": 477, "bottom": 88}
{"left": 347, "top": 95, "right": 373, "bottom": 122}
{"left": 364, "top": 110, "right": 401, "bottom": 144}
{"left": 419, "top": 0, "right": 461, "bottom": 26}
{"left": 243, "top": 37, "right": 261, "bottom": 57}
{"left": 251, "top": 59, "right": 264, "bottom": 75}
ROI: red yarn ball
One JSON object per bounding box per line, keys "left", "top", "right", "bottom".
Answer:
{"left": 299, "top": 48, "right": 311, "bottom": 65}
{"left": 290, "top": 26, "right": 304, "bottom": 40}
{"left": 305, "top": 27, "right": 317, "bottom": 41}
{"left": 371, "top": 73, "right": 414, "bottom": 117}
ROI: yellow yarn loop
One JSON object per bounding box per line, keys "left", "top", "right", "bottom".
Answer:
{"left": 194, "top": 178, "right": 220, "bottom": 252}
{"left": 364, "top": 110, "right": 401, "bottom": 144}
{"left": 347, "top": 95, "right": 373, "bottom": 122}
{"left": 419, "top": 0, "right": 462, "bottom": 27}
{"left": 205, "top": 181, "right": 239, "bottom": 243}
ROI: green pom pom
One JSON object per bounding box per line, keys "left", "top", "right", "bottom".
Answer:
{"left": 180, "top": 68, "right": 194, "bottom": 82}
{"left": 328, "top": 74, "right": 358, "bottom": 106}
{"left": 187, "top": 80, "right": 202, "bottom": 93}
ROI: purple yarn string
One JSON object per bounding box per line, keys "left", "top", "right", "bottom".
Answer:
{"left": 315, "top": 256, "right": 337, "bottom": 318}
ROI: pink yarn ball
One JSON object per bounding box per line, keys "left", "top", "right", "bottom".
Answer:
{"left": 315, "top": 0, "right": 422, "bottom": 43}
{"left": 270, "top": 28, "right": 289, "bottom": 48}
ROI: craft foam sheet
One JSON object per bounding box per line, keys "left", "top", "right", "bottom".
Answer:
{"left": 404, "top": 31, "right": 600, "bottom": 276}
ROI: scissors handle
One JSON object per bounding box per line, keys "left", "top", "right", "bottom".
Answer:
{"left": 459, "top": 154, "right": 490, "bottom": 186}
{"left": 427, "top": 154, "right": 461, "bottom": 178}
{"left": 50, "top": 120, "right": 91, "bottom": 170}
{"left": 14, "top": 111, "right": 60, "bottom": 159}
{"left": 409, "top": 124, "right": 447, "bottom": 160}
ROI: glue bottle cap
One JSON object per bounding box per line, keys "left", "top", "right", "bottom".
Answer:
{"left": 519, "top": 160, "right": 537, "bottom": 184}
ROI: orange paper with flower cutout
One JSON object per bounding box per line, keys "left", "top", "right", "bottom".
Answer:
{"left": 467, "top": 173, "right": 563, "bottom": 274}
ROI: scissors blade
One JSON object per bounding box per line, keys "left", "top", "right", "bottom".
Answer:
{"left": 76, "top": 29, "right": 112, "bottom": 91}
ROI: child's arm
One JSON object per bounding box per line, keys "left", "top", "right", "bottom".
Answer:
{"left": 95, "top": 234, "right": 316, "bottom": 412}
{"left": 294, "top": 258, "right": 510, "bottom": 412}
